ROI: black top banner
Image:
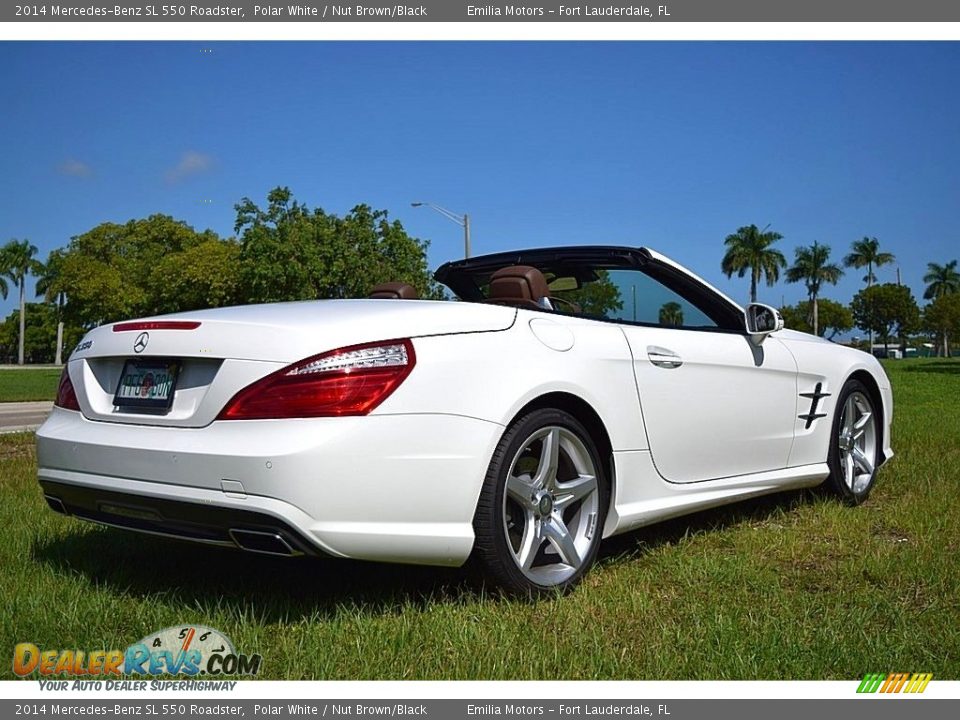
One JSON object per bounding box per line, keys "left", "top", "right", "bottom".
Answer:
{"left": 7, "top": 0, "right": 960, "bottom": 22}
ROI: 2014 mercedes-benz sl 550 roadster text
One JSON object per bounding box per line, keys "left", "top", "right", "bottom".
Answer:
{"left": 36, "top": 246, "right": 893, "bottom": 594}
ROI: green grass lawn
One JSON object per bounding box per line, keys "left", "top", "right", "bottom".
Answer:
{"left": 0, "top": 368, "right": 61, "bottom": 402}
{"left": 1, "top": 359, "right": 958, "bottom": 680}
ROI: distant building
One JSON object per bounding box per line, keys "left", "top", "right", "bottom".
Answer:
{"left": 870, "top": 345, "right": 918, "bottom": 360}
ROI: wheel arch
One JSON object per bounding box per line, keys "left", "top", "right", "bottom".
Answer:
{"left": 505, "top": 391, "right": 616, "bottom": 524}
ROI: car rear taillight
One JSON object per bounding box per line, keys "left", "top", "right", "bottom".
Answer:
{"left": 54, "top": 367, "right": 81, "bottom": 411}
{"left": 217, "top": 340, "right": 416, "bottom": 420}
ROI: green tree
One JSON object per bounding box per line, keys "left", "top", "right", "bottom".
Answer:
{"left": 234, "top": 187, "right": 330, "bottom": 303}
{"left": 235, "top": 187, "right": 443, "bottom": 303}
{"left": 851, "top": 283, "right": 920, "bottom": 355}
{"left": 0, "top": 239, "right": 42, "bottom": 365}
{"left": 57, "top": 215, "right": 227, "bottom": 326}
{"left": 844, "top": 236, "right": 896, "bottom": 287}
{"left": 720, "top": 224, "right": 786, "bottom": 303}
{"left": 923, "top": 260, "right": 960, "bottom": 355}
{"left": 923, "top": 260, "right": 960, "bottom": 301}
{"left": 35, "top": 249, "right": 69, "bottom": 365}
{"left": 338, "top": 204, "right": 445, "bottom": 299}
{"left": 844, "top": 236, "right": 896, "bottom": 349}
{"left": 784, "top": 241, "right": 843, "bottom": 336}
{"left": 658, "top": 301, "right": 684, "bottom": 326}
{"left": 155, "top": 238, "right": 241, "bottom": 314}
{"left": 923, "top": 293, "right": 960, "bottom": 357}
{"left": 0, "top": 303, "right": 85, "bottom": 364}
{"left": 780, "top": 298, "right": 853, "bottom": 340}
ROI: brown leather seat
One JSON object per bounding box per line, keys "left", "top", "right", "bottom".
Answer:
{"left": 369, "top": 282, "right": 419, "bottom": 300}
{"left": 486, "top": 265, "right": 552, "bottom": 310}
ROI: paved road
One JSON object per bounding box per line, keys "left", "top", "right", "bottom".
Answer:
{"left": 0, "top": 401, "right": 53, "bottom": 433}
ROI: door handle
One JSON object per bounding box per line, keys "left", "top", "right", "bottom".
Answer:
{"left": 647, "top": 346, "right": 683, "bottom": 369}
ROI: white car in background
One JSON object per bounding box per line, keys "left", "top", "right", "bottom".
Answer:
{"left": 36, "top": 246, "right": 893, "bottom": 595}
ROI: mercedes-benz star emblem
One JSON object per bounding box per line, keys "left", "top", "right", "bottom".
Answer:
{"left": 133, "top": 332, "right": 149, "bottom": 354}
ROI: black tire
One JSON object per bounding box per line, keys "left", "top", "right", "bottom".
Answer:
{"left": 825, "top": 379, "right": 881, "bottom": 505}
{"left": 472, "top": 408, "right": 608, "bottom": 597}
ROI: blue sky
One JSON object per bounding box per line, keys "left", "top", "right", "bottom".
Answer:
{"left": 2, "top": 41, "right": 958, "bottom": 324}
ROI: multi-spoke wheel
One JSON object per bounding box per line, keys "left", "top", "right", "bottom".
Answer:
{"left": 826, "top": 380, "right": 880, "bottom": 504}
{"left": 473, "top": 408, "right": 608, "bottom": 596}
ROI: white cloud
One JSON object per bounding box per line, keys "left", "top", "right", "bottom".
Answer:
{"left": 58, "top": 159, "right": 92, "bottom": 177}
{"left": 165, "top": 151, "right": 215, "bottom": 183}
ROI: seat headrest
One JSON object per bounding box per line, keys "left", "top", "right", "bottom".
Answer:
{"left": 369, "top": 282, "right": 419, "bottom": 300}
{"left": 487, "top": 265, "right": 550, "bottom": 309}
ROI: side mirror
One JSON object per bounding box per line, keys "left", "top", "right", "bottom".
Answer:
{"left": 744, "top": 303, "right": 784, "bottom": 343}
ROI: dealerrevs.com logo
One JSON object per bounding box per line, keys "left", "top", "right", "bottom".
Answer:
{"left": 13, "top": 625, "right": 261, "bottom": 678}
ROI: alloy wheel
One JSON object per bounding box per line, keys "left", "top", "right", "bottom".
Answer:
{"left": 501, "top": 426, "right": 601, "bottom": 586}
{"left": 837, "top": 390, "right": 878, "bottom": 495}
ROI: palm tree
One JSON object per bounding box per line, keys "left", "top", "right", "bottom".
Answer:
{"left": 0, "top": 239, "right": 42, "bottom": 365}
{"left": 844, "top": 236, "right": 895, "bottom": 287}
{"left": 844, "top": 236, "right": 895, "bottom": 349}
{"left": 923, "top": 260, "right": 960, "bottom": 300}
{"left": 35, "top": 249, "right": 68, "bottom": 365}
{"left": 785, "top": 242, "right": 844, "bottom": 336}
{"left": 923, "top": 260, "right": 960, "bottom": 356}
{"left": 721, "top": 224, "right": 787, "bottom": 303}
{"left": 658, "top": 301, "right": 684, "bottom": 327}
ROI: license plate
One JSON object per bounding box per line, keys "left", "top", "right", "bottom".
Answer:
{"left": 113, "top": 359, "right": 180, "bottom": 411}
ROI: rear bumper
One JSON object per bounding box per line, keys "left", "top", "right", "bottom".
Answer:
{"left": 36, "top": 408, "right": 504, "bottom": 566}
{"left": 40, "top": 478, "right": 324, "bottom": 557}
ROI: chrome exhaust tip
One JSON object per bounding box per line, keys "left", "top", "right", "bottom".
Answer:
{"left": 228, "top": 528, "right": 300, "bottom": 557}
{"left": 44, "top": 495, "right": 68, "bottom": 515}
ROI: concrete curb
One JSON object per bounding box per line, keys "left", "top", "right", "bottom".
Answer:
{"left": 0, "top": 425, "right": 39, "bottom": 434}
{"left": 0, "top": 401, "right": 53, "bottom": 433}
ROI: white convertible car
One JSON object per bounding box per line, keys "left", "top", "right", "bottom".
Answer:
{"left": 37, "top": 246, "right": 893, "bottom": 594}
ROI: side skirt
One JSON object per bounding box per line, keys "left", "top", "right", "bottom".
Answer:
{"left": 603, "top": 451, "right": 828, "bottom": 538}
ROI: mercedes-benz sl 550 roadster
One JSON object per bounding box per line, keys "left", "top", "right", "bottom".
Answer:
{"left": 36, "top": 246, "right": 893, "bottom": 594}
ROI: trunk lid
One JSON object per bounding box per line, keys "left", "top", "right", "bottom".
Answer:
{"left": 68, "top": 299, "right": 514, "bottom": 428}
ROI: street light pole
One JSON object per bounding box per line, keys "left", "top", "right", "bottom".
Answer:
{"left": 411, "top": 202, "right": 471, "bottom": 258}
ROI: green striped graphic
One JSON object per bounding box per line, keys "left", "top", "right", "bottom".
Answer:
{"left": 857, "top": 673, "right": 886, "bottom": 693}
